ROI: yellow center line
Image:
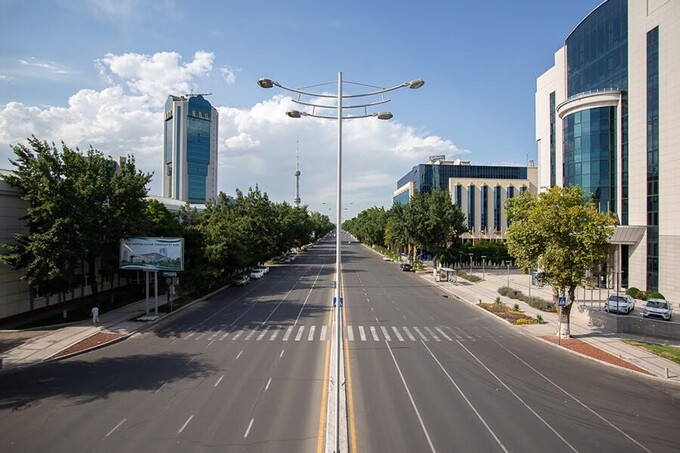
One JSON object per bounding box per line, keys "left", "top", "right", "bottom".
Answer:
{"left": 316, "top": 303, "right": 333, "bottom": 452}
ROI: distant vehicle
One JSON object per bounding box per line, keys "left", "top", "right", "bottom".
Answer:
{"left": 382, "top": 256, "right": 392, "bottom": 261}
{"left": 249, "top": 269, "right": 265, "bottom": 279}
{"left": 233, "top": 274, "right": 250, "bottom": 286}
{"left": 401, "top": 263, "right": 414, "bottom": 272}
{"left": 604, "top": 294, "right": 635, "bottom": 314}
{"left": 254, "top": 265, "right": 269, "bottom": 274}
{"left": 284, "top": 257, "right": 293, "bottom": 263}
{"left": 643, "top": 299, "right": 672, "bottom": 321}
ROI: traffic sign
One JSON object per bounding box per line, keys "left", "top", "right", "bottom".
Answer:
{"left": 558, "top": 296, "right": 567, "bottom": 307}
{"left": 162, "top": 271, "right": 177, "bottom": 277}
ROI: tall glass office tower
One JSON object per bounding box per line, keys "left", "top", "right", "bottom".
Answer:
{"left": 536, "top": 0, "right": 679, "bottom": 294}
{"left": 162, "top": 94, "right": 218, "bottom": 204}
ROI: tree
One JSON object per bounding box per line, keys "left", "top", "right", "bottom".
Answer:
{"left": 506, "top": 186, "right": 617, "bottom": 337}
{"left": 1, "top": 137, "right": 152, "bottom": 305}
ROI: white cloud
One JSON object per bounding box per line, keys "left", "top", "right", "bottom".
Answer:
{"left": 0, "top": 50, "right": 461, "bottom": 218}
{"left": 19, "top": 57, "right": 70, "bottom": 75}
{"left": 219, "top": 66, "right": 237, "bottom": 85}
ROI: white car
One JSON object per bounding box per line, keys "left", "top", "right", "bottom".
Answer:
{"left": 249, "top": 269, "right": 265, "bottom": 279}
{"left": 604, "top": 294, "right": 635, "bottom": 314}
{"left": 233, "top": 274, "right": 250, "bottom": 286}
{"left": 254, "top": 265, "right": 269, "bottom": 274}
{"left": 643, "top": 299, "right": 672, "bottom": 321}
{"left": 382, "top": 256, "right": 392, "bottom": 261}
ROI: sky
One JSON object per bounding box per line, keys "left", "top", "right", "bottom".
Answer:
{"left": 0, "top": 0, "right": 604, "bottom": 220}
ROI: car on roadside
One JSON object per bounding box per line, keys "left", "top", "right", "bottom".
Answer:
{"left": 400, "top": 263, "right": 414, "bottom": 272}
{"left": 604, "top": 294, "right": 635, "bottom": 314}
{"left": 642, "top": 298, "right": 672, "bottom": 321}
{"left": 382, "top": 256, "right": 392, "bottom": 261}
{"left": 254, "top": 265, "right": 269, "bottom": 274}
{"left": 233, "top": 274, "right": 250, "bottom": 286}
{"left": 249, "top": 269, "right": 265, "bottom": 279}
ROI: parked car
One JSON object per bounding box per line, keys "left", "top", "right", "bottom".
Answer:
{"left": 642, "top": 298, "right": 672, "bottom": 321}
{"left": 400, "top": 263, "right": 414, "bottom": 272}
{"left": 382, "top": 256, "right": 392, "bottom": 261}
{"left": 249, "top": 269, "right": 265, "bottom": 279}
{"left": 254, "top": 265, "right": 269, "bottom": 274}
{"left": 604, "top": 294, "right": 635, "bottom": 314}
{"left": 233, "top": 274, "right": 250, "bottom": 286}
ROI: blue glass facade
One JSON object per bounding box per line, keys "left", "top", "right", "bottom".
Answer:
{"left": 549, "top": 92, "right": 556, "bottom": 187}
{"left": 454, "top": 184, "right": 462, "bottom": 209}
{"left": 566, "top": 0, "right": 628, "bottom": 97}
{"left": 186, "top": 96, "right": 212, "bottom": 204}
{"left": 397, "top": 164, "right": 527, "bottom": 193}
{"left": 393, "top": 190, "right": 410, "bottom": 205}
{"left": 646, "top": 27, "right": 659, "bottom": 291}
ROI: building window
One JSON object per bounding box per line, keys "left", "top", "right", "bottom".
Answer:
{"left": 467, "top": 185, "right": 475, "bottom": 231}
{"left": 506, "top": 186, "right": 515, "bottom": 227}
{"left": 646, "top": 26, "right": 659, "bottom": 291}
{"left": 480, "top": 185, "right": 488, "bottom": 232}
{"left": 494, "top": 185, "right": 502, "bottom": 232}
{"left": 455, "top": 184, "right": 462, "bottom": 208}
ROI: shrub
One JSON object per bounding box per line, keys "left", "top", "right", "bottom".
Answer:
{"left": 536, "top": 314, "right": 544, "bottom": 324}
{"left": 626, "top": 287, "right": 642, "bottom": 299}
{"left": 513, "top": 303, "right": 520, "bottom": 311}
{"left": 514, "top": 317, "right": 538, "bottom": 325}
{"left": 495, "top": 296, "right": 502, "bottom": 304}
{"left": 648, "top": 291, "right": 665, "bottom": 300}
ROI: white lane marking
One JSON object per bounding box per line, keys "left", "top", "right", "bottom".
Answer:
{"left": 369, "top": 326, "right": 380, "bottom": 341}
{"left": 257, "top": 326, "right": 270, "bottom": 341}
{"left": 454, "top": 326, "right": 474, "bottom": 340}
{"left": 236, "top": 351, "right": 243, "bottom": 360}
{"left": 178, "top": 415, "right": 194, "bottom": 434}
{"left": 215, "top": 375, "right": 224, "bottom": 387}
{"left": 403, "top": 327, "right": 416, "bottom": 341}
{"left": 186, "top": 357, "right": 196, "bottom": 365}
{"left": 359, "top": 326, "right": 367, "bottom": 341}
{"left": 244, "top": 328, "right": 258, "bottom": 341}
{"left": 413, "top": 327, "right": 429, "bottom": 342}
{"left": 320, "top": 325, "right": 327, "bottom": 341}
{"left": 185, "top": 332, "right": 196, "bottom": 340}
{"left": 282, "top": 326, "right": 294, "bottom": 341}
{"left": 232, "top": 329, "right": 245, "bottom": 340}
{"left": 265, "top": 377, "right": 272, "bottom": 391}
{"left": 194, "top": 332, "right": 206, "bottom": 341}
{"left": 307, "top": 325, "right": 316, "bottom": 341}
{"left": 244, "top": 418, "right": 255, "bottom": 438}
{"left": 280, "top": 349, "right": 285, "bottom": 358}
{"left": 105, "top": 419, "right": 126, "bottom": 437}
{"left": 445, "top": 326, "right": 463, "bottom": 340}
{"left": 457, "top": 340, "right": 578, "bottom": 452}
{"left": 154, "top": 383, "right": 166, "bottom": 394}
{"left": 385, "top": 340, "right": 437, "bottom": 453}
{"left": 425, "top": 327, "right": 440, "bottom": 341}
{"left": 380, "top": 326, "right": 392, "bottom": 341}
{"left": 435, "top": 327, "right": 452, "bottom": 341}
{"left": 293, "top": 265, "right": 325, "bottom": 325}
{"left": 269, "top": 328, "right": 279, "bottom": 341}
{"left": 347, "top": 326, "right": 355, "bottom": 342}
{"left": 207, "top": 340, "right": 216, "bottom": 347}
{"left": 219, "top": 330, "right": 231, "bottom": 341}
{"left": 421, "top": 341, "right": 508, "bottom": 452}
{"left": 494, "top": 340, "right": 652, "bottom": 453}
{"left": 207, "top": 331, "right": 218, "bottom": 341}
{"left": 371, "top": 307, "right": 374, "bottom": 311}
{"left": 295, "top": 326, "right": 305, "bottom": 341}
{"left": 391, "top": 326, "right": 404, "bottom": 342}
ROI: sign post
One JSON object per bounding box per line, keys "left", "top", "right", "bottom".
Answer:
{"left": 558, "top": 296, "right": 567, "bottom": 345}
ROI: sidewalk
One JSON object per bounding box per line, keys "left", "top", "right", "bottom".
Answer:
{"left": 0, "top": 296, "right": 175, "bottom": 369}
{"left": 424, "top": 265, "right": 680, "bottom": 383}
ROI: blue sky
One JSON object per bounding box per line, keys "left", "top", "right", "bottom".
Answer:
{"left": 0, "top": 0, "right": 603, "bottom": 219}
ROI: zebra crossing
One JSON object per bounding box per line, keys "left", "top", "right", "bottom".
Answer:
{"left": 175, "top": 324, "right": 503, "bottom": 343}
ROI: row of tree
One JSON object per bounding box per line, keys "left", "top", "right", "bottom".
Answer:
{"left": 1, "top": 137, "right": 334, "bottom": 305}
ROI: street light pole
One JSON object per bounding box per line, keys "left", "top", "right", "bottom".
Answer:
{"left": 481, "top": 255, "right": 486, "bottom": 280}
{"left": 258, "top": 73, "right": 423, "bottom": 452}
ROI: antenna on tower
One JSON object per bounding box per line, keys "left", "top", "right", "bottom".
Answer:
{"left": 184, "top": 92, "right": 213, "bottom": 98}
{"left": 294, "top": 138, "right": 301, "bottom": 207}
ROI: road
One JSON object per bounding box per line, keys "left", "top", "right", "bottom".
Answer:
{"left": 0, "top": 239, "right": 336, "bottom": 452}
{"left": 1, "top": 233, "right": 679, "bottom": 452}
{"left": 342, "top": 235, "right": 680, "bottom": 452}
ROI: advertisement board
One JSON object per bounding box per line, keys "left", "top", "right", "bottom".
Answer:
{"left": 119, "top": 237, "right": 184, "bottom": 271}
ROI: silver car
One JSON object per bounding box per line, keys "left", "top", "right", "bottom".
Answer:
{"left": 643, "top": 299, "right": 672, "bottom": 321}
{"left": 604, "top": 294, "right": 635, "bottom": 314}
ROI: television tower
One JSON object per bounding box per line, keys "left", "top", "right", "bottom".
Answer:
{"left": 294, "top": 139, "right": 301, "bottom": 207}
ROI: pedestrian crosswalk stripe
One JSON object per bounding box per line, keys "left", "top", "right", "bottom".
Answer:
{"left": 369, "top": 326, "right": 379, "bottom": 341}
{"left": 358, "top": 326, "right": 367, "bottom": 341}
{"left": 256, "top": 326, "right": 269, "bottom": 341}
{"left": 424, "top": 327, "right": 440, "bottom": 341}
{"left": 402, "top": 326, "right": 416, "bottom": 341}
{"left": 232, "top": 329, "right": 244, "bottom": 340}
{"left": 295, "top": 325, "right": 305, "bottom": 341}
{"left": 347, "top": 326, "right": 354, "bottom": 342}
{"left": 320, "top": 325, "right": 327, "bottom": 341}
{"left": 244, "top": 328, "right": 258, "bottom": 341}
{"left": 380, "top": 326, "right": 392, "bottom": 341}
{"left": 269, "top": 328, "right": 279, "bottom": 341}
{"left": 308, "top": 325, "right": 316, "bottom": 341}
{"left": 282, "top": 326, "right": 294, "bottom": 341}
{"left": 391, "top": 326, "right": 404, "bottom": 342}
{"left": 413, "top": 327, "right": 429, "bottom": 341}
{"left": 435, "top": 327, "right": 452, "bottom": 341}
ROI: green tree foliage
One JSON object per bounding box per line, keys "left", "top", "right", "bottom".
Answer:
{"left": 1, "top": 137, "right": 151, "bottom": 303}
{"left": 506, "top": 186, "right": 617, "bottom": 337}
{"left": 143, "top": 199, "right": 182, "bottom": 237}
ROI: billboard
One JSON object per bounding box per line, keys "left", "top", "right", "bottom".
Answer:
{"left": 119, "top": 237, "right": 184, "bottom": 271}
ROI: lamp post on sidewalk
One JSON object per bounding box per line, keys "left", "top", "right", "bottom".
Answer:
{"left": 258, "top": 73, "right": 423, "bottom": 451}
{"left": 481, "top": 255, "right": 487, "bottom": 280}
{"left": 469, "top": 252, "right": 474, "bottom": 275}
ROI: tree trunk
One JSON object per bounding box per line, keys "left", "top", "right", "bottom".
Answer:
{"left": 88, "top": 258, "right": 99, "bottom": 305}
{"left": 556, "top": 285, "right": 576, "bottom": 338}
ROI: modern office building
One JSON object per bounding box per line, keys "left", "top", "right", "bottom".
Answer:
{"left": 394, "top": 156, "right": 538, "bottom": 242}
{"left": 536, "top": 0, "right": 679, "bottom": 295}
{"left": 162, "top": 94, "right": 218, "bottom": 204}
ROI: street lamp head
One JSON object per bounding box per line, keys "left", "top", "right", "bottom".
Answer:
{"left": 257, "top": 78, "right": 276, "bottom": 89}
{"left": 407, "top": 79, "right": 425, "bottom": 89}
{"left": 376, "top": 111, "right": 393, "bottom": 120}
{"left": 286, "top": 110, "right": 302, "bottom": 118}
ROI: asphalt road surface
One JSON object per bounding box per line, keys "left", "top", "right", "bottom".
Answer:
{"left": 1, "top": 233, "right": 679, "bottom": 452}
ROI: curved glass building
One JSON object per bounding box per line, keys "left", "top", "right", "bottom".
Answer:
{"left": 536, "top": 0, "right": 679, "bottom": 294}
